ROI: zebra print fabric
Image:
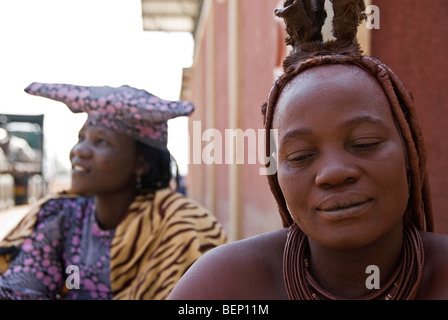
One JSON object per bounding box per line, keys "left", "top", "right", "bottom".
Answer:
{"left": 0, "top": 188, "right": 226, "bottom": 299}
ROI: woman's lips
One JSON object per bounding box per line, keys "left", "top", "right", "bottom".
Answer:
{"left": 316, "top": 196, "right": 373, "bottom": 221}
{"left": 72, "top": 164, "right": 90, "bottom": 174}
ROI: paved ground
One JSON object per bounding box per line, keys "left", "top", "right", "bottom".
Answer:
{"left": 0, "top": 205, "right": 30, "bottom": 241}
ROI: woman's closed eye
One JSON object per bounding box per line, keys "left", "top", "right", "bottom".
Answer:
{"left": 287, "top": 152, "right": 316, "bottom": 167}
{"left": 351, "top": 138, "right": 384, "bottom": 153}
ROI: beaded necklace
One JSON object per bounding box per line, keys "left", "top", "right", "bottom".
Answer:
{"left": 283, "top": 222, "right": 424, "bottom": 300}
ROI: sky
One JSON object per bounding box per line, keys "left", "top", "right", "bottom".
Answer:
{"left": 0, "top": 0, "right": 194, "bottom": 178}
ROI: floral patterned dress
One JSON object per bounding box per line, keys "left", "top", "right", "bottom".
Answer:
{"left": 0, "top": 197, "right": 114, "bottom": 299}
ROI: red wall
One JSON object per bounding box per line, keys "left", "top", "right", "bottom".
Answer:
{"left": 188, "top": 0, "right": 284, "bottom": 239}
{"left": 372, "top": 0, "right": 448, "bottom": 233}
{"left": 238, "top": 0, "right": 284, "bottom": 236}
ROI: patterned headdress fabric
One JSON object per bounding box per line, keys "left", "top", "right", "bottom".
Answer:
{"left": 24, "top": 82, "right": 195, "bottom": 150}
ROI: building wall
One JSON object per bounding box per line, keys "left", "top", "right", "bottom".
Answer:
{"left": 371, "top": 0, "right": 448, "bottom": 233}
{"left": 187, "top": 0, "right": 283, "bottom": 240}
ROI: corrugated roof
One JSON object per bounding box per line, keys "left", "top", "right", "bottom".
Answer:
{"left": 141, "top": 0, "right": 203, "bottom": 34}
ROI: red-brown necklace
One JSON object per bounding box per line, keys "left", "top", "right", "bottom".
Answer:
{"left": 283, "top": 222, "right": 424, "bottom": 300}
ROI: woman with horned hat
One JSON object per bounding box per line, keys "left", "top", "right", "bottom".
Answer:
{"left": 0, "top": 83, "right": 226, "bottom": 300}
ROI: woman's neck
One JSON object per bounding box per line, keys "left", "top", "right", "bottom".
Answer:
{"left": 306, "top": 221, "right": 404, "bottom": 299}
{"left": 94, "top": 187, "right": 137, "bottom": 230}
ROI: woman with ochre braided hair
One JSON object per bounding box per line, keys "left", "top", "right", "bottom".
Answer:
{"left": 0, "top": 83, "right": 226, "bottom": 300}
{"left": 168, "top": 0, "right": 448, "bottom": 300}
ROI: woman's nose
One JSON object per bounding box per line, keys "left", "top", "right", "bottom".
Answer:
{"left": 70, "top": 141, "right": 93, "bottom": 159}
{"left": 314, "top": 151, "right": 361, "bottom": 188}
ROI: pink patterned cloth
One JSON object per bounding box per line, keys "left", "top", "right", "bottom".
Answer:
{"left": 24, "top": 83, "right": 195, "bottom": 150}
{"left": 0, "top": 197, "right": 113, "bottom": 300}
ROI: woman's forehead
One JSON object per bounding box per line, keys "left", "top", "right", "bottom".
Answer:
{"left": 282, "top": 64, "right": 376, "bottom": 94}
{"left": 79, "top": 123, "right": 134, "bottom": 142}
{"left": 277, "top": 64, "right": 385, "bottom": 107}
{"left": 273, "top": 64, "right": 394, "bottom": 131}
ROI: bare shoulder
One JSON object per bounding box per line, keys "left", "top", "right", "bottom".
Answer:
{"left": 421, "top": 231, "right": 448, "bottom": 263}
{"left": 418, "top": 231, "right": 448, "bottom": 299}
{"left": 168, "top": 228, "right": 288, "bottom": 300}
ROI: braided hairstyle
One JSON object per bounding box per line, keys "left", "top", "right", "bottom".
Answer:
{"left": 262, "top": 0, "right": 434, "bottom": 231}
{"left": 136, "top": 141, "right": 172, "bottom": 191}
